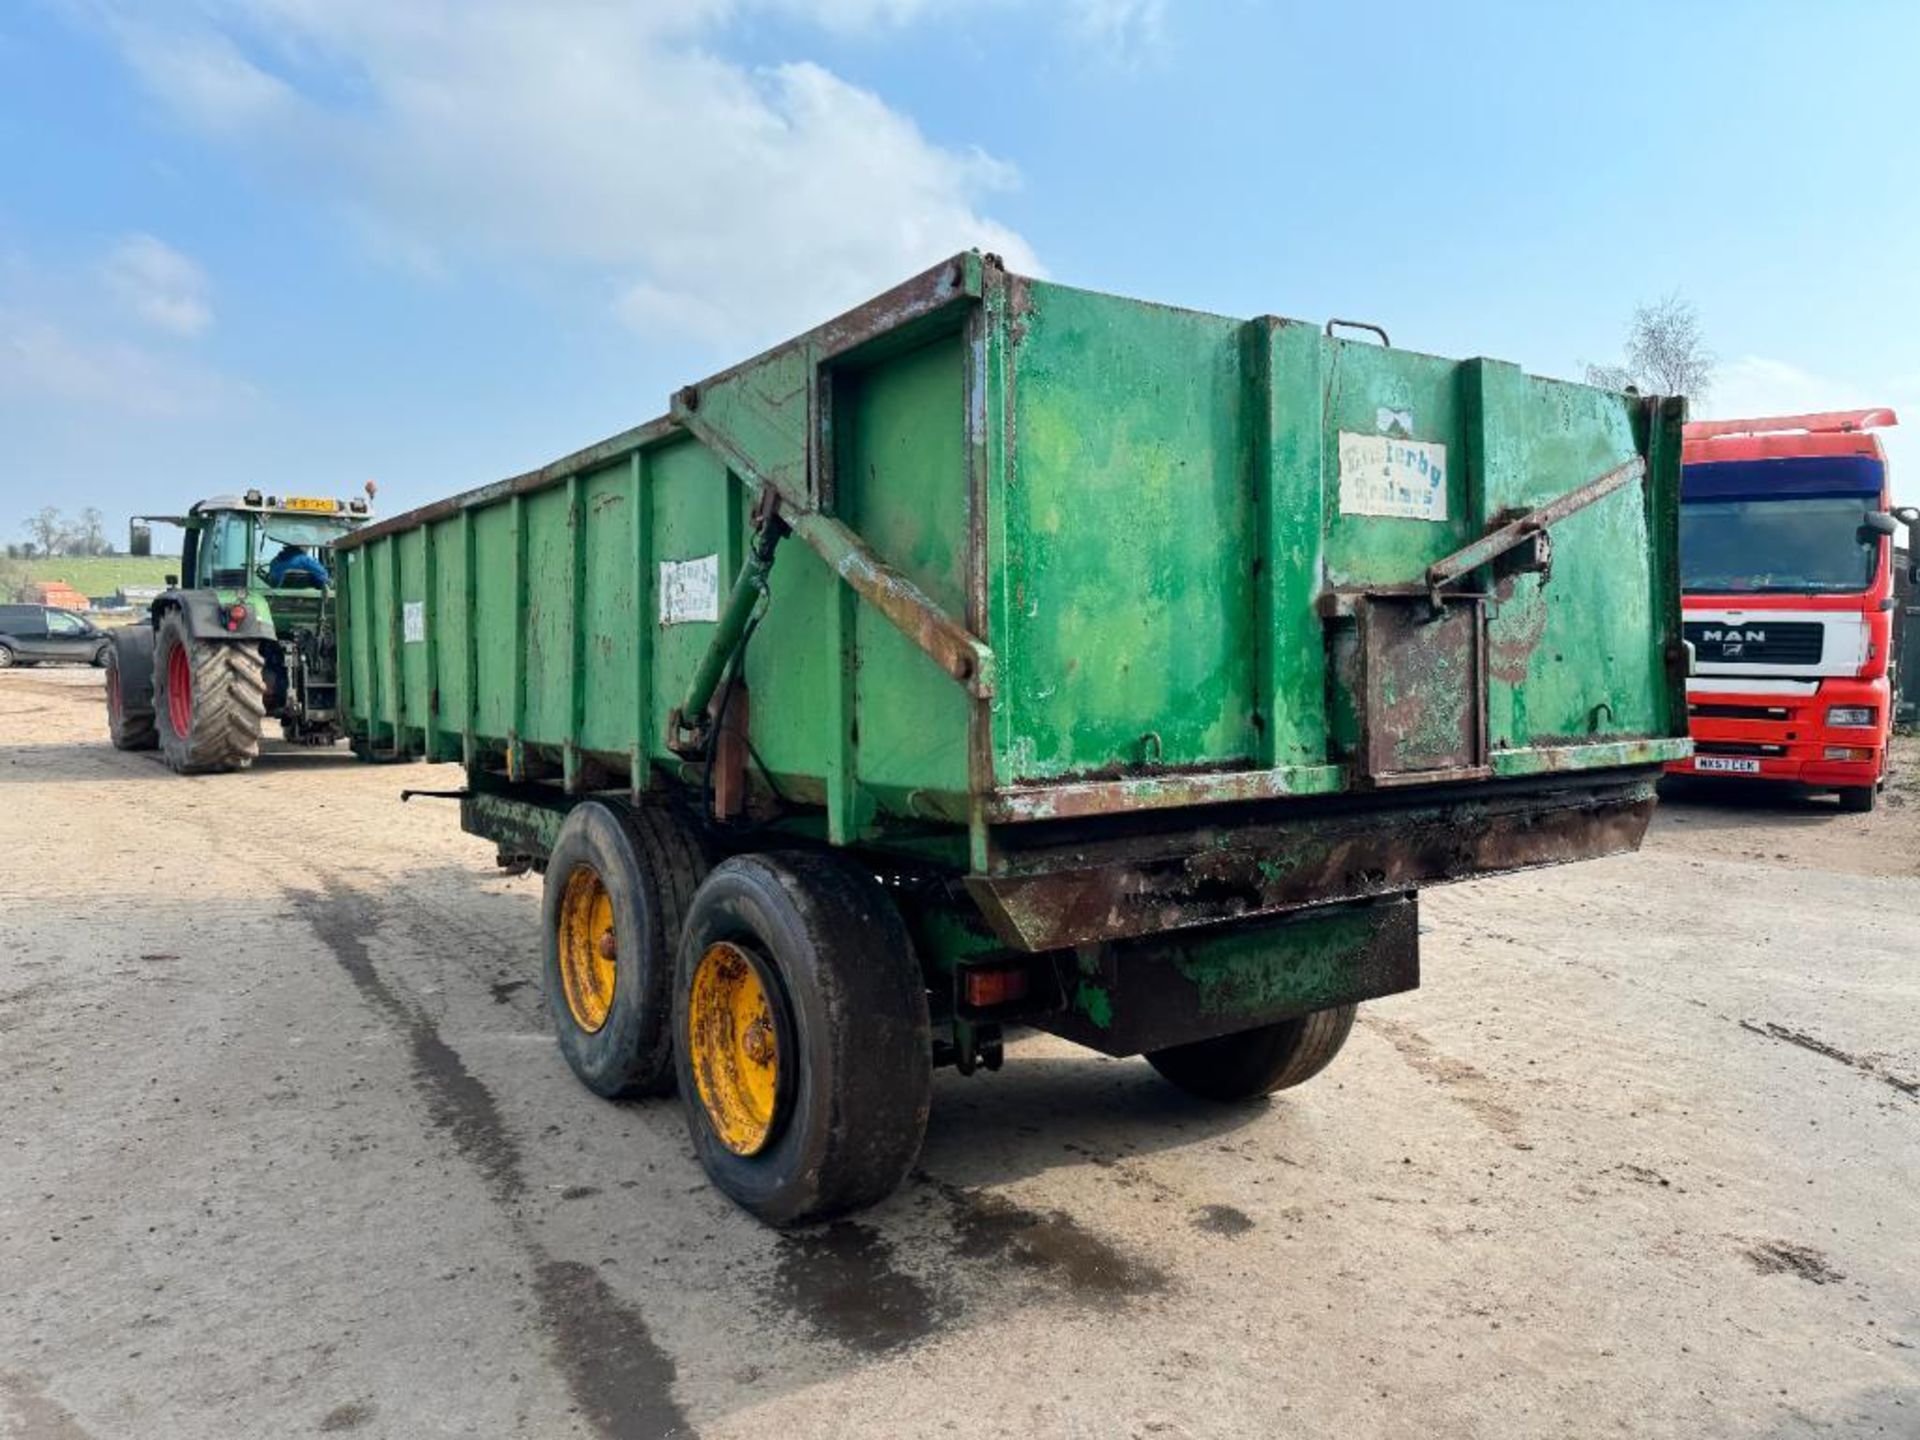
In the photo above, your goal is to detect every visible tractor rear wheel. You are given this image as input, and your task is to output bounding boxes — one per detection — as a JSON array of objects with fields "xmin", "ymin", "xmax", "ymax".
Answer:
[
  {"xmin": 1146, "ymin": 1003, "xmax": 1358, "ymax": 1102},
  {"xmin": 153, "ymin": 610, "xmax": 265, "ymax": 774},
  {"xmin": 105, "ymin": 628, "xmax": 158, "ymax": 751}
]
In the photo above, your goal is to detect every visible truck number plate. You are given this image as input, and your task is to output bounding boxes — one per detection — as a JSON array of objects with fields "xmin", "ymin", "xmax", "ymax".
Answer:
[{"xmin": 1695, "ymin": 756, "xmax": 1761, "ymax": 774}]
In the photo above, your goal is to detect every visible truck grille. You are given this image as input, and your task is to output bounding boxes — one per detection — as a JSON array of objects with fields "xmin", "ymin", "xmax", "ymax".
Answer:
[
  {"xmin": 1694, "ymin": 740, "xmax": 1788, "ymax": 757},
  {"xmin": 1684, "ymin": 620, "xmax": 1824, "ymax": 665},
  {"xmin": 1688, "ymin": 702, "xmax": 1789, "ymax": 721}
]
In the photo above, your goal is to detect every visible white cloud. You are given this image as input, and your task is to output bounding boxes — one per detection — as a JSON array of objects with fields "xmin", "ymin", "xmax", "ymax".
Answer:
[
  {"xmin": 0, "ymin": 242, "xmax": 241, "ymax": 416},
  {"xmin": 0, "ymin": 313, "xmax": 244, "ymax": 416},
  {"xmin": 1068, "ymin": 0, "xmax": 1167, "ymax": 65},
  {"xmin": 96, "ymin": 1, "xmax": 1042, "ymax": 349},
  {"xmin": 101, "ymin": 233, "xmax": 214, "ymax": 337},
  {"xmin": 111, "ymin": 21, "xmax": 296, "ymax": 131},
  {"xmin": 1707, "ymin": 355, "xmax": 1920, "ymax": 507}
]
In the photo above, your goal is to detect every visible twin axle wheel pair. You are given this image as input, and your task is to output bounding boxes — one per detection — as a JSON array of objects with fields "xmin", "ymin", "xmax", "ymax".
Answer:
[
  {"xmin": 540, "ymin": 800, "xmax": 1356, "ymax": 1227},
  {"xmin": 541, "ymin": 802, "xmax": 930, "ymax": 1227}
]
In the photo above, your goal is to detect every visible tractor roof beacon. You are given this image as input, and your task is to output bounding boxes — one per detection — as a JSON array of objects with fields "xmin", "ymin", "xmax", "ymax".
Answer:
[{"xmin": 104, "ymin": 489, "xmax": 373, "ymax": 774}]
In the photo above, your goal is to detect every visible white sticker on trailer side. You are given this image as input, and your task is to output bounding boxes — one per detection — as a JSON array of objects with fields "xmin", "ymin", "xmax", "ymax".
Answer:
[
  {"xmin": 402, "ymin": 600, "xmax": 424, "ymax": 643},
  {"xmin": 1337, "ymin": 432, "xmax": 1449, "ymax": 521},
  {"xmin": 659, "ymin": 554, "xmax": 720, "ymax": 625}
]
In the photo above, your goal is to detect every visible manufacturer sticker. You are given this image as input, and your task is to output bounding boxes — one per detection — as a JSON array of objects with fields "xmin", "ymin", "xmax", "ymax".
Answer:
[
  {"xmin": 402, "ymin": 600, "xmax": 425, "ymax": 643},
  {"xmin": 1338, "ymin": 432, "xmax": 1448, "ymax": 522},
  {"xmin": 659, "ymin": 554, "xmax": 720, "ymax": 625}
]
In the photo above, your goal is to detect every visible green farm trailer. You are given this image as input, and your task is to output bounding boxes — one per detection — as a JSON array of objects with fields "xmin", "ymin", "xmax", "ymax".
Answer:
[{"xmin": 336, "ymin": 253, "xmax": 1691, "ymax": 1225}]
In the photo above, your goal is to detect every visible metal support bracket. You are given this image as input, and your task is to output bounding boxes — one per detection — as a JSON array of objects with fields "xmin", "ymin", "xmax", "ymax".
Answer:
[
  {"xmin": 667, "ymin": 498, "xmax": 788, "ymax": 758},
  {"xmin": 1423, "ymin": 456, "xmax": 1645, "ymax": 608},
  {"xmin": 671, "ymin": 384, "xmax": 996, "ymax": 699}
]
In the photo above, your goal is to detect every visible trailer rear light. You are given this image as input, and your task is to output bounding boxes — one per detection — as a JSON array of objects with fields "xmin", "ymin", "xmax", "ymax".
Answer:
[
  {"xmin": 1826, "ymin": 706, "xmax": 1875, "ymax": 728},
  {"xmin": 1824, "ymin": 745, "xmax": 1873, "ymax": 762},
  {"xmin": 225, "ymin": 603, "xmax": 248, "ymax": 631},
  {"xmin": 963, "ymin": 965, "xmax": 1030, "ymax": 1009}
]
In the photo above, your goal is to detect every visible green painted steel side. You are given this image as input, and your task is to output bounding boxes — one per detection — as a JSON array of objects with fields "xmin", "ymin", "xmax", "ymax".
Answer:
[{"xmin": 335, "ymin": 254, "xmax": 1687, "ymax": 850}]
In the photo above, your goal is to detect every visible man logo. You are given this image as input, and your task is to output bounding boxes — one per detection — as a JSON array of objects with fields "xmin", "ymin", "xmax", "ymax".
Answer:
[{"xmin": 1699, "ymin": 628, "xmax": 1766, "ymax": 644}]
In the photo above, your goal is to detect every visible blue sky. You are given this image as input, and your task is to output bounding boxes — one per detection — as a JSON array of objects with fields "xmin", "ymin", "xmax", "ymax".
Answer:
[{"xmin": 3, "ymin": 0, "xmax": 1917, "ymax": 544}]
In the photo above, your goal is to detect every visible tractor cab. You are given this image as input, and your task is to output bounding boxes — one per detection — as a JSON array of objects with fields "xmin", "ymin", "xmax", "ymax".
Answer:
[{"xmin": 162, "ymin": 490, "xmax": 371, "ymax": 605}]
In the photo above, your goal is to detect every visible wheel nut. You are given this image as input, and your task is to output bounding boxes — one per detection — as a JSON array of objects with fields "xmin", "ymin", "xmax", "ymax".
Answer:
[
  {"xmin": 597, "ymin": 932, "xmax": 616, "ymax": 961},
  {"xmin": 743, "ymin": 1019, "xmax": 774, "ymax": 1065}
]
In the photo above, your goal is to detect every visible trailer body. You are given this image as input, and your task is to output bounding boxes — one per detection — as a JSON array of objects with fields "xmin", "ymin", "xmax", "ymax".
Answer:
[{"xmin": 334, "ymin": 255, "xmax": 1690, "ymax": 1222}]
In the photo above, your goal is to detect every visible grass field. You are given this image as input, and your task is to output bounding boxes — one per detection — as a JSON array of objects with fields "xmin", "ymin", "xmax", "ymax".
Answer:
[{"xmin": 2, "ymin": 555, "xmax": 180, "ymax": 602}]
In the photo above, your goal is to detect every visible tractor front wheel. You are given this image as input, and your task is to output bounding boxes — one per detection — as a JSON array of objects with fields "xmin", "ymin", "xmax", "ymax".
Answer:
[
  {"xmin": 105, "ymin": 627, "xmax": 159, "ymax": 751},
  {"xmin": 153, "ymin": 611, "xmax": 265, "ymax": 774}
]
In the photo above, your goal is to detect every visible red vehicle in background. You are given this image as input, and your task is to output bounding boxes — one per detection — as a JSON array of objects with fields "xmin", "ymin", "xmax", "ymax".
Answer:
[{"xmin": 1669, "ymin": 409, "xmax": 1917, "ymax": 811}]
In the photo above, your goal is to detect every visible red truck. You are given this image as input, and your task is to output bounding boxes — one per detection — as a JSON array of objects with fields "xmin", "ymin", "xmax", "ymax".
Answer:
[{"xmin": 1669, "ymin": 409, "xmax": 1917, "ymax": 811}]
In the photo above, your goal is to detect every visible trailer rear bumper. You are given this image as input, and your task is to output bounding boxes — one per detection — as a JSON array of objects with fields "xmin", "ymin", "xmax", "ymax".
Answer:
[
  {"xmin": 1033, "ymin": 893, "xmax": 1419, "ymax": 1058},
  {"xmin": 968, "ymin": 769, "xmax": 1660, "ymax": 952}
]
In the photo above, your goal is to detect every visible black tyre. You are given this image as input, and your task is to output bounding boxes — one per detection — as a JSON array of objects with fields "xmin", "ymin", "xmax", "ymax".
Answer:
[
  {"xmin": 673, "ymin": 852, "xmax": 932, "ymax": 1227},
  {"xmin": 1146, "ymin": 1003, "xmax": 1358, "ymax": 1102},
  {"xmin": 542, "ymin": 802, "xmax": 711, "ymax": 1100},
  {"xmin": 0, "ymin": 642, "xmax": 14, "ymax": 669},
  {"xmin": 153, "ymin": 611, "xmax": 264, "ymax": 774},
  {"xmin": 1838, "ymin": 785, "xmax": 1876, "ymax": 814},
  {"xmin": 92, "ymin": 642, "xmax": 111, "ymax": 667},
  {"xmin": 105, "ymin": 628, "xmax": 159, "ymax": 752}
]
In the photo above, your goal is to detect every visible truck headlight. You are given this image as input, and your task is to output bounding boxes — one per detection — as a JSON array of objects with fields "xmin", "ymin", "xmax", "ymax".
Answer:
[{"xmin": 1826, "ymin": 706, "xmax": 1875, "ymax": 728}]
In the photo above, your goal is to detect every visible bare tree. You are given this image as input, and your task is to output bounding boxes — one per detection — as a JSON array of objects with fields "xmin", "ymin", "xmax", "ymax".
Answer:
[
  {"xmin": 1585, "ymin": 293, "xmax": 1714, "ymax": 399},
  {"xmin": 26, "ymin": 507, "xmax": 65, "ymax": 556},
  {"xmin": 73, "ymin": 507, "xmax": 109, "ymax": 557}
]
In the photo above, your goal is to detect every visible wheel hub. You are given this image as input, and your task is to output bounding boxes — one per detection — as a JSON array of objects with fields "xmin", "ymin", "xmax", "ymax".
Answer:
[
  {"xmin": 687, "ymin": 940, "xmax": 789, "ymax": 1157},
  {"xmin": 556, "ymin": 864, "xmax": 617, "ymax": 1033}
]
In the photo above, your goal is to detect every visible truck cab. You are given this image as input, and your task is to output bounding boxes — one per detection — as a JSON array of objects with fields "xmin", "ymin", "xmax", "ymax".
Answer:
[{"xmin": 1669, "ymin": 409, "xmax": 1915, "ymax": 811}]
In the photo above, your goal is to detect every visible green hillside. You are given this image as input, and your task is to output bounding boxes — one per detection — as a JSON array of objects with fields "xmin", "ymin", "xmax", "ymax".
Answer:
[{"xmin": 3, "ymin": 555, "xmax": 180, "ymax": 602}]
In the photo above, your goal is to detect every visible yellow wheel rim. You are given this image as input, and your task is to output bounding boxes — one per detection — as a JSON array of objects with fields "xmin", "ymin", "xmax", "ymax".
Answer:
[
  {"xmin": 557, "ymin": 864, "xmax": 617, "ymax": 1033},
  {"xmin": 687, "ymin": 941, "xmax": 786, "ymax": 1157}
]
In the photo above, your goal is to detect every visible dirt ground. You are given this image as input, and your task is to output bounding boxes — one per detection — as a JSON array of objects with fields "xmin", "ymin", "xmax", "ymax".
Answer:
[{"xmin": 2, "ymin": 668, "xmax": 1916, "ymax": 1440}]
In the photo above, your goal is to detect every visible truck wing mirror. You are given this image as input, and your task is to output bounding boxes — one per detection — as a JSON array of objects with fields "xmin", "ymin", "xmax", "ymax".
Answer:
[
  {"xmin": 1859, "ymin": 512, "xmax": 1897, "ymax": 538},
  {"xmin": 1894, "ymin": 505, "xmax": 1920, "ymax": 528},
  {"xmin": 165, "ymin": 574, "xmax": 179, "ymax": 587}
]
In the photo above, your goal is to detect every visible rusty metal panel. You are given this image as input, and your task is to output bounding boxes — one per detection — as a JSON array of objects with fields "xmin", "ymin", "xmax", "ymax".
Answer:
[
  {"xmin": 1359, "ymin": 595, "xmax": 1488, "ymax": 783},
  {"xmin": 968, "ymin": 775, "xmax": 1657, "ymax": 952}
]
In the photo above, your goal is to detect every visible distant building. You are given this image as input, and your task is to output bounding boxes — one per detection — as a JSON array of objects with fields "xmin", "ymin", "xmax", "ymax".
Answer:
[{"xmin": 23, "ymin": 581, "xmax": 89, "ymax": 611}]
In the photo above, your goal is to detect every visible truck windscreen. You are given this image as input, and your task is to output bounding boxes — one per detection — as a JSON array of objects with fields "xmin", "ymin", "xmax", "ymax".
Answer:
[{"xmin": 1680, "ymin": 495, "xmax": 1878, "ymax": 595}]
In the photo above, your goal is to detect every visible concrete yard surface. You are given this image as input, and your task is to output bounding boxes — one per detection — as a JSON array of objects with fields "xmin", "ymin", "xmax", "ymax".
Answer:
[{"xmin": 2, "ymin": 667, "xmax": 1916, "ymax": 1439}]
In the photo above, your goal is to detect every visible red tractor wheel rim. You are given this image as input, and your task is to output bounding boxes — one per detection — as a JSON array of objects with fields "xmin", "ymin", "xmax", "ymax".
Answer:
[{"xmin": 166, "ymin": 643, "xmax": 192, "ymax": 736}]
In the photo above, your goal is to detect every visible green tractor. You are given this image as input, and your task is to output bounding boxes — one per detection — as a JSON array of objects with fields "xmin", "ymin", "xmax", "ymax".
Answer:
[{"xmin": 106, "ymin": 488, "xmax": 373, "ymax": 773}]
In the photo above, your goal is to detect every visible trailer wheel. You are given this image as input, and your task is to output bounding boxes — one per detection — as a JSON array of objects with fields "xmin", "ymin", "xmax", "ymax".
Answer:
[
  {"xmin": 673, "ymin": 852, "xmax": 932, "ymax": 1227},
  {"xmin": 542, "ymin": 802, "xmax": 709, "ymax": 1100},
  {"xmin": 1146, "ymin": 1003, "xmax": 1358, "ymax": 1102},
  {"xmin": 153, "ymin": 611, "xmax": 265, "ymax": 774},
  {"xmin": 104, "ymin": 628, "xmax": 158, "ymax": 751},
  {"xmin": 1838, "ymin": 785, "xmax": 1876, "ymax": 814}
]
